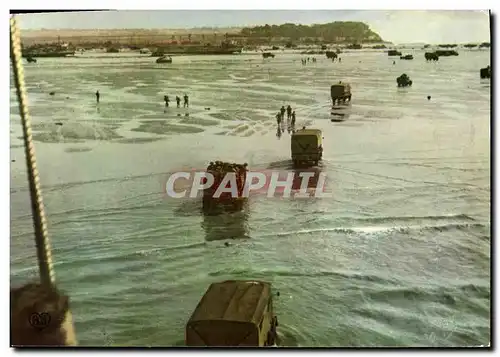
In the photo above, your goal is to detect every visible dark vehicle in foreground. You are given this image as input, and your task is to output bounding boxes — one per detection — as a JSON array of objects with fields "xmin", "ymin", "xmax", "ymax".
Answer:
[{"xmin": 186, "ymin": 280, "xmax": 278, "ymax": 346}]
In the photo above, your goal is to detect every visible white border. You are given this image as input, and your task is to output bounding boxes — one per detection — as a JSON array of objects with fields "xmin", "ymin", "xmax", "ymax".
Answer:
[
  {"xmin": 5, "ymin": 1, "xmax": 499, "ymax": 10},
  {"xmin": 5, "ymin": 2, "xmax": 496, "ymax": 356}
]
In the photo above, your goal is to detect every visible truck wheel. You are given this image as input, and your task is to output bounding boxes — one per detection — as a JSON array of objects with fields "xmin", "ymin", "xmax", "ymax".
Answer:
[{"xmin": 267, "ymin": 317, "xmax": 278, "ymax": 346}]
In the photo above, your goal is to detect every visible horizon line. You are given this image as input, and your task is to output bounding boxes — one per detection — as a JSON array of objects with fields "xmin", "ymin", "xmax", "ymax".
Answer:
[{"xmin": 19, "ymin": 29, "xmax": 490, "ymax": 45}]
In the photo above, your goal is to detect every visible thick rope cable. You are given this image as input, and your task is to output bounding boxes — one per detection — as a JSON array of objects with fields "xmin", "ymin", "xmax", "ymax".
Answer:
[{"xmin": 10, "ymin": 16, "xmax": 55, "ymax": 286}]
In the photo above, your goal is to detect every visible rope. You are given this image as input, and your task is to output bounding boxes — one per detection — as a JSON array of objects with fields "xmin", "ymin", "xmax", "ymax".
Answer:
[{"xmin": 10, "ymin": 16, "xmax": 55, "ymax": 286}]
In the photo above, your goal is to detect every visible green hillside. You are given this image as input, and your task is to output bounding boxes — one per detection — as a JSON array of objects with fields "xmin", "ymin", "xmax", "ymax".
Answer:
[{"xmin": 239, "ymin": 21, "xmax": 383, "ymax": 43}]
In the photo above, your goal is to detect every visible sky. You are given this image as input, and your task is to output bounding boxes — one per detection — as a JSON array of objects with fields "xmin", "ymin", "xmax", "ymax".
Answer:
[{"xmin": 17, "ymin": 10, "xmax": 491, "ymax": 44}]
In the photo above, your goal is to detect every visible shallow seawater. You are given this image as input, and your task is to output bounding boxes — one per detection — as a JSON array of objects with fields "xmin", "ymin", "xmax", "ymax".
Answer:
[{"xmin": 10, "ymin": 50, "xmax": 490, "ymax": 347}]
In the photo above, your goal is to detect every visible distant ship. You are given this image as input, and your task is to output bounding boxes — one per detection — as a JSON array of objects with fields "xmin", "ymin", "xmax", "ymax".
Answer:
[
  {"xmin": 22, "ymin": 44, "xmax": 75, "ymax": 58},
  {"xmin": 151, "ymin": 41, "xmax": 242, "ymax": 56}
]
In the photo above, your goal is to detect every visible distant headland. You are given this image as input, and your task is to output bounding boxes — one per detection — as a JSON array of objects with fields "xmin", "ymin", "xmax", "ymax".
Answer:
[{"xmin": 20, "ymin": 21, "xmax": 385, "ymax": 47}]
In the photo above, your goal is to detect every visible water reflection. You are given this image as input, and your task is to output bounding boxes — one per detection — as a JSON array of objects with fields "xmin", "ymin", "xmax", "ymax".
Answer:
[
  {"xmin": 291, "ymin": 166, "xmax": 324, "ymax": 197},
  {"xmin": 201, "ymin": 206, "xmax": 249, "ymax": 242},
  {"xmin": 330, "ymin": 105, "xmax": 350, "ymax": 122},
  {"xmin": 330, "ymin": 112, "xmax": 350, "ymax": 122}
]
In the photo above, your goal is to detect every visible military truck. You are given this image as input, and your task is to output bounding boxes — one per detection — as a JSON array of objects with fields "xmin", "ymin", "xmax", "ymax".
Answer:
[
  {"xmin": 480, "ymin": 65, "xmax": 491, "ymax": 79},
  {"xmin": 202, "ymin": 161, "xmax": 248, "ymax": 214},
  {"xmin": 331, "ymin": 82, "xmax": 352, "ymax": 105},
  {"xmin": 185, "ymin": 280, "xmax": 278, "ymax": 346},
  {"xmin": 396, "ymin": 73, "xmax": 413, "ymax": 87},
  {"xmin": 291, "ymin": 128, "xmax": 323, "ymax": 167}
]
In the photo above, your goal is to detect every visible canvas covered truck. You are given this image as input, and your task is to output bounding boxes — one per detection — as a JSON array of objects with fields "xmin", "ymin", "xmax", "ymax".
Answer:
[
  {"xmin": 480, "ymin": 65, "xmax": 491, "ymax": 79},
  {"xmin": 291, "ymin": 128, "xmax": 323, "ymax": 167},
  {"xmin": 185, "ymin": 280, "xmax": 278, "ymax": 347},
  {"xmin": 331, "ymin": 82, "xmax": 352, "ymax": 105}
]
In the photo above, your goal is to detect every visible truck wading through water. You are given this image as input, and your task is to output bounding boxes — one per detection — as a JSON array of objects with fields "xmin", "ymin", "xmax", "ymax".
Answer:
[
  {"xmin": 291, "ymin": 128, "xmax": 323, "ymax": 167},
  {"xmin": 186, "ymin": 280, "xmax": 278, "ymax": 346},
  {"xmin": 331, "ymin": 82, "xmax": 352, "ymax": 106},
  {"xmin": 202, "ymin": 161, "xmax": 248, "ymax": 214}
]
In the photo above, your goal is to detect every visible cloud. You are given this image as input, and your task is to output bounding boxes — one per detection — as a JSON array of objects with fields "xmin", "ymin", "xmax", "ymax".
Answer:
[{"xmin": 361, "ymin": 10, "xmax": 490, "ymax": 43}]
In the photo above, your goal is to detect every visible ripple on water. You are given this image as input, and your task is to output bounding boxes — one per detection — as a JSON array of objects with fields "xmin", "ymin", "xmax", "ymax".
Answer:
[
  {"xmin": 27, "ymin": 122, "xmax": 122, "ymax": 143},
  {"xmin": 65, "ymin": 147, "xmax": 94, "ymax": 153},
  {"xmin": 179, "ymin": 116, "xmax": 219, "ymax": 126},
  {"xmin": 113, "ymin": 137, "xmax": 166, "ymax": 144},
  {"xmin": 131, "ymin": 120, "xmax": 205, "ymax": 135}
]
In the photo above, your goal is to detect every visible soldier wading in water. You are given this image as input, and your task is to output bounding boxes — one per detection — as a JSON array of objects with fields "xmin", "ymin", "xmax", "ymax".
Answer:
[
  {"xmin": 280, "ymin": 106, "xmax": 286, "ymax": 119},
  {"xmin": 286, "ymin": 105, "xmax": 292, "ymax": 120}
]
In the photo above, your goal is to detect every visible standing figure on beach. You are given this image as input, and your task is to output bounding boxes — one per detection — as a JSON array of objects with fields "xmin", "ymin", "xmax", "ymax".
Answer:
[
  {"xmin": 286, "ymin": 105, "xmax": 292, "ymax": 120},
  {"xmin": 280, "ymin": 106, "xmax": 286, "ymax": 120},
  {"xmin": 95, "ymin": 90, "xmax": 100, "ymax": 103},
  {"xmin": 164, "ymin": 95, "xmax": 170, "ymax": 108},
  {"xmin": 183, "ymin": 94, "xmax": 189, "ymax": 108},
  {"xmin": 276, "ymin": 112, "xmax": 282, "ymax": 125},
  {"xmin": 291, "ymin": 111, "xmax": 296, "ymax": 126},
  {"xmin": 176, "ymin": 96, "xmax": 181, "ymax": 108}
]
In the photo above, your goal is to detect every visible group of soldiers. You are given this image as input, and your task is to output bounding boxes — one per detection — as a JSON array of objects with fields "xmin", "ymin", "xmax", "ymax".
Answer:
[
  {"xmin": 276, "ymin": 105, "xmax": 296, "ymax": 126},
  {"xmin": 94, "ymin": 91, "xmax": 190, "ymax": 110},
  {"xmin": 164, "ymin": 94, "xmax": 190, "ymax": 108},
  {"xmin": 301, "ymin": 57, "xmax": 317, "ymax": 65},
  {"xmin": 275, "ymin": 105, "xmax": 297, "ymax": 138}
]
